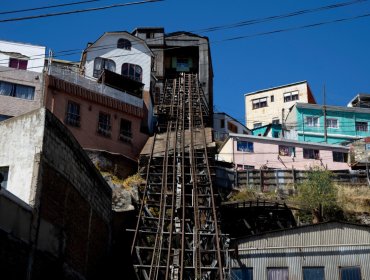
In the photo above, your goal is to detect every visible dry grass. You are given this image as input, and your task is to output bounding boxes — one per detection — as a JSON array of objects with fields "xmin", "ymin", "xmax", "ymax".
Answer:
[
  {"xmin": 122, "ymin": 173, "xmax": 144, "ymax": 190},
  {"xmin": 337, "ymin": 184, "xmax": 370, "ymax": 214}
]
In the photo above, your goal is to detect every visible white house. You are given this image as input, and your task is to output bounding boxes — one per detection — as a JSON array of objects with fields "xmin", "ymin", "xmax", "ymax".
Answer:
[
  {"xmin": 80, "ymin": 31, "xmax": 155, "ymax": 132},
  {"xmin": 213, "ymin": 112, "xmax": 251, "ymax": 142},
  {"xmin": 0, "ymin": 40, "xmax": 45, "ymax": 73}
]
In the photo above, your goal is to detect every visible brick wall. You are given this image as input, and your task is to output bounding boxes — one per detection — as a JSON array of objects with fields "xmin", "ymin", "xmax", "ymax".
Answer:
[
  {"xmin": 38, "ymin": 163, "xmax": 110, "ymax": 278},
  {"xmin": 42, "ymin": 109, "xmax": 112, "ymax": 223}
]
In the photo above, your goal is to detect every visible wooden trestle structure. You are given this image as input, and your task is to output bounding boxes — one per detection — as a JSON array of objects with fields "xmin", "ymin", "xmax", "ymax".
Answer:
[{"xmin": 130, "ymin": 73, "xmax": 228, "ymax": 279}]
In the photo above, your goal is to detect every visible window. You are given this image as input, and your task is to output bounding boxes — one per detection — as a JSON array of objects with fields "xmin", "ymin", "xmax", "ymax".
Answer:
[
  {"xmin": 333, "ymin": 151, "xmax": 348, "ymax": 162},
  {"xmin": 119, "ymin": 119, "xmax": 132, "ymax": 143},
  {"xmin": 267, "ymin": 268, "xmax": 289, "ymax": 280},
  {"xmin": 93, "ymin": 57, "xmax": 116, "ymax": 78},
  {"xmin": 340, "ymin": 266, "xmax": 361, "ymax": 280},
  {"xmin": 244, "ymin": 165, "xmax": 255, "ymax": 170},
  {"xmin": 303, "ymin": 148, "xmax": 320, "ymax": 159},
  {"xmin": 356, "ymin": 121, "xmax": 368, "ymax": 132},
  {"xmin": 253, "ymin": 122, "xmax": 262, "ymax": 128},
  {"xmin": 272, "ymin": 119, "xmax": 280, "ymax": 124},
  {"xmin": 65, "ymin": 101, "xmax": 80, "ymax": 127},
  {"xmin": 232, "ymin": 268, "xmax": 253, "ymax": 280},
  {"xmin": 117, "ymin": 38, "xmax": 131, "ymax": 50},
  {"xmin": 228, "ymin": 122, "xmax": 238, "ymax": 133},
  {"xmin": 220, "ymin": 119, "xmax": 225, "ymax": 128},
  {"xmin": 176, "ymin": 58, "xmax": 190, "ymax": 72},
  {"xmin": 121, "ymin": 63, "xmax": 142, "ymax": 82},
  {"xmin": 279, "ymin": 146, "xmax": 295, "ymax": 157},
  {"xmin": 0, "ymin": 166, "xmax": 9, "ymax": 189},
  {"xmin": 252, "ymin": 97, "xmax": 267, "ymax": 109},
  {"xmin": 305, "ymin": 116, "xmax": 320, "ymax": 127},
  {"xmin": 303, "ymin": 267, "xmax": 325, "ymax": 280},
  {"xmin": 97, "ymin": 112, "xmax": 111, "ymax": 137},
  {"xmin": 326, "ymin": 118, "xmax": 338, "ymax": 128},
  {"xmin": 273, "ymin": 131, "xmax": 280, "ymax": 138},
  {"xmin": 9, "ymin": 58, "xmax": 28, "ymax": 70},
  {"xmin": 237, "ymin": 141, "xmax": 254, "ymax": 152},
  {"xmin": 0, "ymin": 80, "xmax": 35, "ymax": 100},
  {"xmin": 284, "ymin": 91, "xmax": 299, "ymax": 102},
  {"xmin": 146, "ymin": 32, "xmax": 155, "ymax": 39},
  {"xmin": 271, "ymin": 95, "xmax": 274, "ymax": 102},
  {"xmin": 0, "ymin": 114, "xmax": 12, "ymax": 121}
]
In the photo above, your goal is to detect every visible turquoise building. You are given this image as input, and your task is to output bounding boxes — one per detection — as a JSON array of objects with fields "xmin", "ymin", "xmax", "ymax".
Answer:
[
  {"xmin": 285, "ymin": 103, "xmax": 370, "ymax": 145},
  {"xmin": 251, "ymin": 123, "xmax": 282, "ymax": 138}
]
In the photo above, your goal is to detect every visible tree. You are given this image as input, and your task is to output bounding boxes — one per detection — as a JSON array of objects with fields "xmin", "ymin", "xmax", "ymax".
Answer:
[{"xmin": 296, "ymin": 167, "xmax": 338, "ymax": 223}]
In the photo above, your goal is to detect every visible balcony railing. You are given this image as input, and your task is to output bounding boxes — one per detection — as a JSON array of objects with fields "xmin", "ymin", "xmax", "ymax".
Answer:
[{"xmin": 48, "ymin": 65, "xmax": 143, "ymax": 108}]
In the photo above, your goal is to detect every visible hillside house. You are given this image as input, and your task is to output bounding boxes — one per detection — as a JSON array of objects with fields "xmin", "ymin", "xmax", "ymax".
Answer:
[
  {"xmin": 245, "ymin": 81, "xmax": 316, "ymax": 129},
  {"xmin": 217, "ymin": 133, "xmax": 350, "ymax": 171},
  {"xmin": 285, "ymin": 103, "xmax": 370, "ymax": 145},
  {"xmin": 0, "ymin": 40, "xmax": 45, "ymax": 120},
  {"xmin": 213, "ymin": 112, "xmax": 251, "ymax": 142},
  {"xmin": 45, "ymin": 31, "xmax": 154, "ymax": 166}
]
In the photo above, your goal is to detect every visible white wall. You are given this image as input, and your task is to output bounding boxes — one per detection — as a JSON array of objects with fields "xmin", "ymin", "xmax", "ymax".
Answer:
[
  {"xmin": 0, "ymin": 40, "xmax": 45, "ymax": 73},
  {"xmin": 84, "ymin": 33, "xmax": 152, "ymax": 91},
  {"xmin": 0, "ymin": 109, "xmax": 45, "ymax": 204}
]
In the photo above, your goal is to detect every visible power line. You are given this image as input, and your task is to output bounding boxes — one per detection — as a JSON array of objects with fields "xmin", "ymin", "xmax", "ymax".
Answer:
[
  {"xmin": 192, "ymin": 0, "xmax": 369, "ymax": 34},
  {"xmin": 0, "ymin": 0, "xmax": 103, "ymax": 16},
  {"xmin": 2, "ymin": 5, "xmax": 370, "ymax": 71},
  {"xmin": 0, "ymin": 0, "xmax": 164, "ymax": 23},
  {"xmin": 0, "ymin": 0, "xmax": 367, "ymax": 63},
  {"xmin": 219, "ymin": 12, "xmax": 370, "ymax": 43}
]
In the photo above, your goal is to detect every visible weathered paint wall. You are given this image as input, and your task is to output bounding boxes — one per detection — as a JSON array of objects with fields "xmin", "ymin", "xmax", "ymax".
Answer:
[
  {"xmin": 0, "ymin": 108, "xmax": 112, "ymax": 279},
  {"xmin": 0, "ymin": 109, "xmax": 45, "ymax": 203},
  {"xmin": 0, "ymin": 65, "xmax": 44, "ymax": 118},
  {"xmin": 233, "ymin": 222, "xmax": 370, "ymax": 280},
  {"xmin": 245, "ymin": 82, "xmax": 313, "ymax": 129},
  {"xmin": 46, "ymin": 84, "xmax": 149, "ymax": 160}
]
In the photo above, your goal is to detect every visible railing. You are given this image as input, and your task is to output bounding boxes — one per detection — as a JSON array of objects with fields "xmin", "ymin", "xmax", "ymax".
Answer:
[
  {"xmin": 215, "ymin": 166, "xmax": 368, "ymax": 191},
  {"xmin": 48, "ymin": 65, "xmax": 143, "ymax": 108}
]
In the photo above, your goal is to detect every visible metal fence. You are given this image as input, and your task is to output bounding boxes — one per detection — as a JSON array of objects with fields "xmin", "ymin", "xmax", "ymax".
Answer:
[{"xmin": 214, "ymin": 167, "xmax": 368, "ymax": 191}]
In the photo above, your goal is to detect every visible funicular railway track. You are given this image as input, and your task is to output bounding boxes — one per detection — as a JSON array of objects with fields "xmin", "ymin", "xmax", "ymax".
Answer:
[{"xmin": 131, "ymin": 73, "xmax": 227, "ymax": 280}]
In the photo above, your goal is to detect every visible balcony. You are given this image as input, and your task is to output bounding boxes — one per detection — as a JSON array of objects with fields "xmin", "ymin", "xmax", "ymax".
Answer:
[{"xmin": 48, "ymin": 65, "xmax": 143, "ymax": 108}]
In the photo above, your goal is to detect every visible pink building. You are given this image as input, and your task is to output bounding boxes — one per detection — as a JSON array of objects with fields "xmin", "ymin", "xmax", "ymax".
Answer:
[
  {"xmin": 44, "ymin": 31, "xmax": 155, "ymax": 170},
  {"xmin": 217, "ymin": 134, "xmax": 350, "ymax": 171},
  {"xmin": 45, "ymin": 74, "xmax": 148, "ymax": 161}
]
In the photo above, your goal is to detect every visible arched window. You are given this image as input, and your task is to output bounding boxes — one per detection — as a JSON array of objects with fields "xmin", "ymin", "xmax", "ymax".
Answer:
[
  {"xmin": 121, "ymin": 63, "xmax": 142, "ymax": 82},
  {"xmin": 93, "ymin": 57, "xmax": 116, "ymax": 78},
  {"xmin": 117, "ymin": 38, "xmax": 131, "ymax": 50}
]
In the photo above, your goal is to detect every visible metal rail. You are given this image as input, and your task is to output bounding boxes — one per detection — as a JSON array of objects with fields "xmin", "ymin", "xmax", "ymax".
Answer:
[{"xmin": 132, "ymin": 73, "xmax": 227, "ymax": 280}]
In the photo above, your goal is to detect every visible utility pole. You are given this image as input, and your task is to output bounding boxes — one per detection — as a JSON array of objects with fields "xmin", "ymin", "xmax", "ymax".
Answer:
[
  {"xmin": 323, "ymin": 85, "xmax": 327, "ymax": 143},
  {"xmin": 281, "ymin": 108, "xmax": 285, "ymax": 138}
]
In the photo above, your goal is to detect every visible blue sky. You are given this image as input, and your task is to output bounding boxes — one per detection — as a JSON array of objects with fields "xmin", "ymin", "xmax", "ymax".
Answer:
[{"xmin": 1, "ymin": 0, "xmax": 370, "ymax": 126}]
